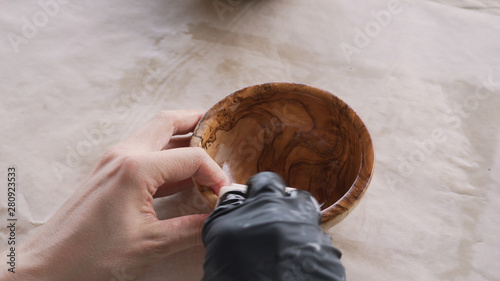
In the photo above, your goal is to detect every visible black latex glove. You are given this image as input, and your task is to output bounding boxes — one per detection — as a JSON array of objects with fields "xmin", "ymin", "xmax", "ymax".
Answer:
[{"xmin": 201, "ymin": 172, "xmax": 346, "ymax": 281}]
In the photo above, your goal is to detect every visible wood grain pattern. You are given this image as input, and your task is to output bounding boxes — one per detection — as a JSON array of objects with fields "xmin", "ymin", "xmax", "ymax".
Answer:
[{"xmin": 190, "ymin": 83, "xmax": 374, "ymax": 228}]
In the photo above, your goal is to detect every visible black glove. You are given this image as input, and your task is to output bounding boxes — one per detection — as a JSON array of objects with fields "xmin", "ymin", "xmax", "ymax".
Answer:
[{"xmin": 201, "ymin": 172, "xmax": 346, "ymax": 281}]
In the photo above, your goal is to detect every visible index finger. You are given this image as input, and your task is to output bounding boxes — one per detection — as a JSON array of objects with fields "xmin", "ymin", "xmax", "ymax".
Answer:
[
  {"xmin": 145, "ymin": 147, "xmax": 230, "ymax": 196},
  {"xmin": 122, "ymin": 110, "xmax": 204, "ymax": 151}
]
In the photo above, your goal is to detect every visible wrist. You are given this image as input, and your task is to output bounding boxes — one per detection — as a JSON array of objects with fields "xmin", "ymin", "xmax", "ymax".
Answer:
[
  {"xmin": 1, "ymin": 245, "xmax": 60, "ymax": 281},
  {"xmin": 1, "ymin": 236, "xmax": 104, "ymax": 281},
  {"xmin": 0, "ymin": 247, "xmax": 40, "ymax": 281}
]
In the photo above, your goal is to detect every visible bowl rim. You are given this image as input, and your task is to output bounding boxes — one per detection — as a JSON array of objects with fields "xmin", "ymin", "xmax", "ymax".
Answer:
[{"xmin": 190, "ymin": 82, "xmax": 375, "ymax": 229}]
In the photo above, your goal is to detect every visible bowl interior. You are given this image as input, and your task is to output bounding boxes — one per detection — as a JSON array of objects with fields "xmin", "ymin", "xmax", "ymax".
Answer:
[{"xmin": 191, "ymin": 83, "xmax": 371, "ymax": 221}]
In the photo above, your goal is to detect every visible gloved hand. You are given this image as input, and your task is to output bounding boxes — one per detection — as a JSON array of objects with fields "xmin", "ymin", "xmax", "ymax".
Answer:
[{"xmin": 201, "ymin": 172, "xmax": 346, "ymax": 281}]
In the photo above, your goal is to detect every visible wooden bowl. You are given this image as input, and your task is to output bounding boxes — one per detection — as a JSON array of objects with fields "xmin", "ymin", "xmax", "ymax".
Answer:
[{"xmin": 190, "ymin": 82, "xmax": 374, "ymax": 228}]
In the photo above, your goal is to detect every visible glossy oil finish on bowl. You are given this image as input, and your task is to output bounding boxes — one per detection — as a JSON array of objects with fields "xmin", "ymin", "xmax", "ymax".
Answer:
[{"xmin": 190, "ymin": 83, "xmax": 374, "ymax": 228}]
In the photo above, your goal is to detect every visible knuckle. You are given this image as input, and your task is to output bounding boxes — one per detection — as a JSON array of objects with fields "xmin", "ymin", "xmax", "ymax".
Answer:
[
  {"xmin": 191, "ymin": 146, "xmax": 207, "ymax": 157},
  {"xmin": 98, "ymin": 145, "xmax": 125, "ymax": 167},
  {"xmin": 115, "ymin": 154, "xmax": 155, "ymax": 189},
  {"xmin": 156, "ymin": 110, "xmax": 172, "ymax": 120},
  {"xmin": 156, "ymin": 111, "xmax": 175, "ymax": 125},
  {"xmin": 118, "ymin": 154, "xmax": 142, "ymax": 174},
  {"xmin": 192, "ymin": 147, "xmax": 212, "ymax": 167},
  {"xmin": 155, "ymin": 110, "xmax": 177, "ymax": 133},
  {"xmin": 136, "ymin": 238, "xmax": 167, "ymax": 257},
  {"xmin": 100, "ymin": 150, "xmax": 141, "ymax": 176}
]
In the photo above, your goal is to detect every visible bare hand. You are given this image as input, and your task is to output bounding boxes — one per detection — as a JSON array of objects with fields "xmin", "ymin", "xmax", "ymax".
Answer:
[{"xmin": 2, "ymin": 110, "xmax": 229, "ymax": 281}]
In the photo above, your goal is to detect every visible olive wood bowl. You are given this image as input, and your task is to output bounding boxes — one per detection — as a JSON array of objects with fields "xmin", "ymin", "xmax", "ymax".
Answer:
[{"xmin": 190, "ymin": 82, "xmax": 374, "ymax": 228}]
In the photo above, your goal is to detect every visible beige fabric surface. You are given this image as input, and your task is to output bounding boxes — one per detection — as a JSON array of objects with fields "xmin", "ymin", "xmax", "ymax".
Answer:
[{"xmin": 1, "ymin": 0, "xmax": 499, "ymax": 280}]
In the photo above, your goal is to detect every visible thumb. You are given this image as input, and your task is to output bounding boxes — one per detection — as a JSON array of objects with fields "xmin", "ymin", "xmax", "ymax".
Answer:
[{"xmin": 151, "ymin": 213, "xmax": 209, "ymax": 256}]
